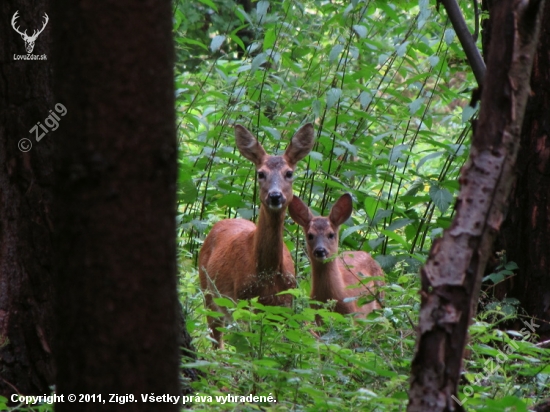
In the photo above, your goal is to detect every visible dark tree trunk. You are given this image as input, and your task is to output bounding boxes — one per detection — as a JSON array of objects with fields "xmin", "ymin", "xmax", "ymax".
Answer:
[
  {"xmin": 0, "ymin": 1, "xmax": 55, "ymax": 397},
  {"xmin": 51, "ymin": 1, "xmax": 181, "ymax": 410},
  {"xmin": 495, "ymin": 3, "xmax": 550, "ymax": 339},
  {"xmin": 407, "ymin": 0, "xmax": 545, "ymax": 410}
]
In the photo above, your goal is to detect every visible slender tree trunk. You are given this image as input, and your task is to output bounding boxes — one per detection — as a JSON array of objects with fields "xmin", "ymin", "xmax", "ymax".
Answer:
[
  {"xmin": 51, "ymin": 1, "xmax": 181, "ymax": 410},
  {"xmin": 495, "ymin": 2, "xmax": 550, "ymax": 339},
  {"xmin": 0, "ymin": 1, "xmax": 55, "ymax": 397},
  {"xmin": 407, "ymin": 1, "xmax": 545, "ymax": 410}
]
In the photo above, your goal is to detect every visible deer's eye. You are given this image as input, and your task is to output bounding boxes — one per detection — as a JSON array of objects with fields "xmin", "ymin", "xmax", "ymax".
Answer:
[
  {"xmin": 258, "ymin": 171, "xmax": 266, "ymax": 179},
  {"xmin": 328, "ymin": 233, "xmax": 335, "ymax": 239},
  {"xmin": 307, "ymin": 233, "xmax": 314, "ymax": 241},
  {"xmin": 285, "ymin": 170, "xmax": 294, "ymax": 179}
]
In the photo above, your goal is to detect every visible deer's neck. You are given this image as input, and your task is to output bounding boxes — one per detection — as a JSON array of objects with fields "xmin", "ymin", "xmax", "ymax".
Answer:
[{"xmin": 254, "ymin": 204, "xmax": 286, "ymax": 275}]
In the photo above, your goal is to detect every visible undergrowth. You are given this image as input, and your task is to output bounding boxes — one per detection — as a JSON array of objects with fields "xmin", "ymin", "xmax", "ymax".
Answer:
[{"xmin": 179, "ymin": 257, "xmax": 550, "ymax": 411}]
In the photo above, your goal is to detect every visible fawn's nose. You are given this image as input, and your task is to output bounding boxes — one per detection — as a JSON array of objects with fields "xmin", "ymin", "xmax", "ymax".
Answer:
[{"xmin": 313, "ymin": 248, "xmax": 328, "ymax": 259}]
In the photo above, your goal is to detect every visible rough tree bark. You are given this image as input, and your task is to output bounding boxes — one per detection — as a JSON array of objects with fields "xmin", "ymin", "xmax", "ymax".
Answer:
[
  {"xmin": 407, "ymin": 0, "xmax": 545, "ymax": 411},
  {"xmin": 0, "ymin": 1, "xmax": 55, "ymax": 397},
  {"xmin": 494, "ymin": 1, "xmax": 550, "ymax": 339},
  {"xmin": 51, "ymin": 1, "xmax": 181, "ymax": 411}
]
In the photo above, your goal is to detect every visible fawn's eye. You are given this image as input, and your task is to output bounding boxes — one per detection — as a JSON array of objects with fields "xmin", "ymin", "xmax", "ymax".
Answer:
[
  {"xmin": 285, "ymin": 170, "xmax": 293, "ymax": 179},
  {"xmin": 308, "ymin": 233, "xmax": 314, "ymax": 241},
  {"xmin": 258, "ymin": 171, "xmax": 266, "ymax": 179},
  {"xmin": 328, "ymin": 233, "xmax": 335, "ymax": 239}
]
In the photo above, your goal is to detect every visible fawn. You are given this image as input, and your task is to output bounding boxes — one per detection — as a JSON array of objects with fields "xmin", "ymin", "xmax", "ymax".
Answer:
[
  {"xmin": 289, "ymin": 193, "xmax": 383, "ymax": 317},
  {"xmin": 198, "ymin": 123, "xmax": 315, "ymax": 348}
]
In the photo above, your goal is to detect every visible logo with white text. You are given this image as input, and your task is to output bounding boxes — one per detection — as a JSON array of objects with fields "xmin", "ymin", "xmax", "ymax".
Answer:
[{"xmin": 12, "ymin": 10, "xmax": 48, "ymax": 60}]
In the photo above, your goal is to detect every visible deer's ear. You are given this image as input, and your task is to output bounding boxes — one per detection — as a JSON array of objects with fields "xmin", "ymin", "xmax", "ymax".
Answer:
[
  {"xmin": 329, "ymin": 194, "xmax": 353, "ymax": 227},
  {"xmin": 284, "ymin": 124, "xmax": 315, "ymax": 166},
  {"xmin": 235, "ymin": 125, "xmax": 267, "ymax": 167},
  {"xmin": 289, "ymin": 195, "xmax": 313, "ymax": 228}
]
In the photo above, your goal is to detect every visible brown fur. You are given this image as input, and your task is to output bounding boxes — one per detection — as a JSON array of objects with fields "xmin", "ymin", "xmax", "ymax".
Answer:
[
  {"xmin": 198, "ymin": 124, "xmax": 315, "ymax": 348},
  {"xmin": 289, "ymin": 193, "xmax": 383, "ymax": 317}
]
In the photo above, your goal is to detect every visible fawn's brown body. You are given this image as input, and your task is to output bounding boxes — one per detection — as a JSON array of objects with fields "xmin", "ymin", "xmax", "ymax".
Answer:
[
  {"xmin": 289, "ymin": 193, "xmax": 383, "ymax": 316},
  {"xmin": 198, "ymin": 124, "xmax": 315, "ymax": 348}
]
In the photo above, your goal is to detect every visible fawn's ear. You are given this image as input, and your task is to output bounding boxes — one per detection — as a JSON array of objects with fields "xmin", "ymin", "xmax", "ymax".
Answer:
[
  {"xmin": 284, "ymin": 123, "xmax": 315, "ymax": 167},
  {"xmin": 235, "ymin": 125, "xmax": 268, "ymax": 167},
  {"xmin": 329, "ymin": 193, "xmax": 353, "ymax": 227},
  {"xmin": 288, "ymin": 195, "xmax": 313, "ymax": 228}
]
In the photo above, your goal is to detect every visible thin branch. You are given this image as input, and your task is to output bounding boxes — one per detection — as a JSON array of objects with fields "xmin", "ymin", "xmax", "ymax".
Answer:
[{"xmin": 438, "ymin": 0, "xmax": 486, "ymax": 86}]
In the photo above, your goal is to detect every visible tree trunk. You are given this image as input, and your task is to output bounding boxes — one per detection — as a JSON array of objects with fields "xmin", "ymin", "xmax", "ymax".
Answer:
[
  {"xmin": 51, "ymin": 1, "xmax": 181, "ymax": 410},
  {"xmin": 0, "ymin": 1, "xmax": 55, "ymax": 397},
  {"xmin": 407, "ymin": 1, "xmax": 545, "ymax": 411},
  {"xmin": 495, "ymin": 2, "xmax": 550, "ymax": 339}
]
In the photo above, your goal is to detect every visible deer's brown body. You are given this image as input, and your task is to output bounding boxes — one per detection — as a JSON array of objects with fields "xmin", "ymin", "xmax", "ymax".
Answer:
[
  {"xmin": 289, "ymin": 194, "xmax": 383, "ymax": 317},
  {"xmin": 199, "ymin": 124, "xmax": 314, "ymax": 348}
]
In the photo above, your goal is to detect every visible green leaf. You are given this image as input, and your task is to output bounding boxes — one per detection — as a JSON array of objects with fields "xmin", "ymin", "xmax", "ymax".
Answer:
[
  {"xmin": 179, "ymin": 37, "xmax": 208, "ymax": 51},
  {"xmin": 375, "ymin": 254, "xmax": 397, "ymax": 271},
  {"xmin": 256, "ymin": 0, "xmax": 270, "ymax": 23},
  {"xmin": 213, "ymin": 297, "xmax": 235, "ymax": 308},
  {"xmin": 429, "ymin": 184, "xmax": 453, "ymax": 214},
  {"xmin": 210, "ymin": 35, "xmax": 226, "ymax": 52},
  {"xmin": 417, "ymin": 151, "xmax": 444, "ymax": 171},
  {"xmin": 428, "ymin": 55, "xmax": 439, "ymax": 67},
  {"xmin": 329, "ymin": 44, "xmax": 344, "ymax": 64},
  {"xmin": 363, "ymin": 196, "xmax": 378, "ymax": 220},
  {"xmin": 360, "ymin": 91, "xmax": 372, "ymax": 109},
  {"xmin": 340, "ymin": 224, "xmax": 365, "ymax": 243},
  {"xmin": 482, "ymin": 272, "xmax": 506, "ymax": 284},
  {"xmin": 373, "ymin": 209, "xmax": 392, "ymax": 225},
  {"xmin": 326, "ymin": 88, "xmax": 342, "ymax": 109},
  {"xmin": 229, "ymin": 33, "xmax": 246, "ymax": 52},
  {"xmin": 396, "ymin": 41, "xmax": 409, "ymax": 57},
  {"xmin": 353, "ymin": 25, "xmax": 368, "ymax": 38},
  {"xmin": 462, "ymin": 104, "xmax": 477, "ymax": 123},
  {"xmin": 418, "ymin": 0, "xmax": 431, "ymax": 29},
  {"xmin": 197, "ymin": 0, "xmax": 218, "ymax": 12},
  {"xmin": 505, "ymin": 261, "xmax": 518, "ymax": 270},
  {"xmin": 380, "ymin": 229, "xmax": 408, "ymax": 249},
  {"xmin": 408, "ymin": 97, "xmax": 424, "ymax": 115},
  {"xmin": 217, "ymin": 193, "xmax": 245, "ymax": 208},
  {"xmin": 251, "ymin": 52, "xmax": 267, "ymax": 73},
  {"xmin": 386, "ymin": 218, "xmax": 414, "ymax": 232},
  {"xmin": 264, "ymin": 27, "xmax": 276, "ymax": 51},
  {"xmin": 226, "ymin": 333, "xmax": 253, "ymax": 353},
  {"xmin": 444, "ymin": 28, "xmax": 456, "ymax": 45},
  {"xmin": 389, "ymin": 144, "xmax": 408, "ymax": 165},
  {"xmin": 179, "ymin": 179, "xmax": 198, "ymax": 204}
]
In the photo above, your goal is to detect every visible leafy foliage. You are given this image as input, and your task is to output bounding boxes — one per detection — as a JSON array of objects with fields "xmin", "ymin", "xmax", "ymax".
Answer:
[
  {"xmin": 173, "ymin": 0, "xmax": 550, "ymax": 410},
  {"xmin": 176, "ymin": 0, "xmax": 474, "ymax": 265}
]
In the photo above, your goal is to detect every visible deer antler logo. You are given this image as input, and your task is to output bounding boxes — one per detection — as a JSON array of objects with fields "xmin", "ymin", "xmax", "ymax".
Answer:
[{"xmin": 12, "ymin": 11, "xmax": 49, "ymax": 54}]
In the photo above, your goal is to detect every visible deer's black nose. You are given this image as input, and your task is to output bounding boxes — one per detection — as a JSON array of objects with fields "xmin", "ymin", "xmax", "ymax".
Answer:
[
  {"xmin": 268, "ymin": 192, "xmax": 283, "ymax": 206},
  {"xmin": 313, "ymin": 248, "xmax": 328, "ymax": 259}
]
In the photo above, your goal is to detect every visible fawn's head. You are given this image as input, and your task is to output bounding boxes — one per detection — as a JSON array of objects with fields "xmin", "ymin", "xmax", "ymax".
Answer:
[
  {"xmin": 235, "ymin": 124, "xmax": 314, "ymax": 211},
  {"xmin": 289, "ymin": 194, "xmax": 353, "ymax": 262}
]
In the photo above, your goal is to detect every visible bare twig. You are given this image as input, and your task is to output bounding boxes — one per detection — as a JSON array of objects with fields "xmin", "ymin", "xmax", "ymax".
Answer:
[{"xmin": 438, "ymin": 0, "xmax": 486, "ymax": 86}]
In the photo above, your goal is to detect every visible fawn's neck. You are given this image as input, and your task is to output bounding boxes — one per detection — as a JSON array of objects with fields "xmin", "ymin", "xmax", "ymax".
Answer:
[
  {"xmin": 253, "ymin": 204, "xmax": 286, "ymax": 275},
  {"xmin": 310, "ymin": 258, "xmax": 345, "ymax": 300}
]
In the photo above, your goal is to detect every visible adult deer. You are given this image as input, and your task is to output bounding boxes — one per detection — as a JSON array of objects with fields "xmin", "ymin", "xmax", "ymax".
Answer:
[
  {"xmin": 289, "ymin": 193, "xmax": 383, "ymax": 317},
  {"xmin": 199, "ymin": 123, "xmax": 315, "ymax": 348}
]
